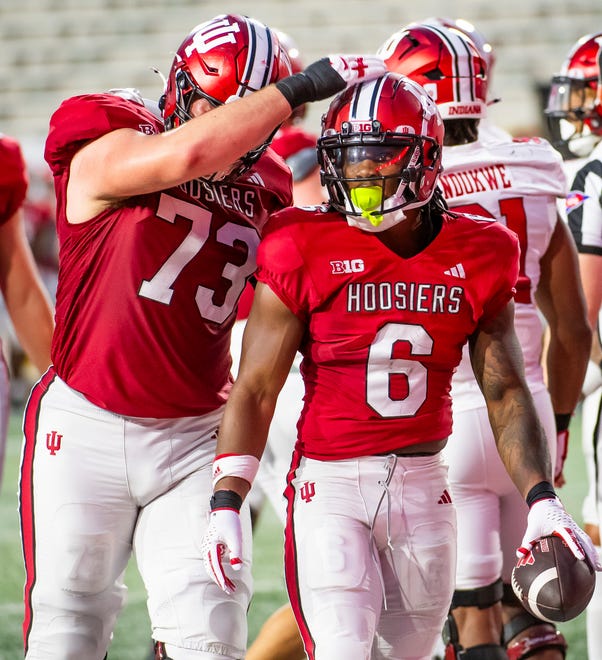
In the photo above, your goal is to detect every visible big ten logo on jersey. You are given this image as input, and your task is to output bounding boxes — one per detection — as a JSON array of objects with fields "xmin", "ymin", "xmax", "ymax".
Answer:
[
  {"xmin": 186, "ymin": 16, "xmax": 240, "ymax": 57},
  {"xmin": 330, "ymin": 258, "xmax": 365, "ymax": 274}
]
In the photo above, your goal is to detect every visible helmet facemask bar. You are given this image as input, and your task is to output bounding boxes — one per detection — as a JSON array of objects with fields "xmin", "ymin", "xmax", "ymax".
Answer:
[
  {"xmin": 165, "ymin": 67, "xmax": 277, "ymax": 181},
  {"xmin": 164, "ymin": 68, "xmax": 221, "ymax": 131},
  {"xmin": 545, "ymin": 74, "xmax": 601, "ymax": 157}
]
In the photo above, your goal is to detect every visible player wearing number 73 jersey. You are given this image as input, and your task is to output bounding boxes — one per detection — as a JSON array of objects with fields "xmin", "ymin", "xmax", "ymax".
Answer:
[
  {"xmin": 18, "ymin": 12, "xmax": 387, "ymax": 660},
  {"xmin": 200, "ymin": 72, "xmax": 599, "ymax": 660}
]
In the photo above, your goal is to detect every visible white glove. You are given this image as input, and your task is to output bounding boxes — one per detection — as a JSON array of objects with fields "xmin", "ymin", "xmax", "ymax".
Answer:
[
  {"xmin": 517, "ymin": 497, "xmax": 602, "ymax": 571},
  {"xmin": 327, "ymin": 55, "xmax": 387, "ymax": 88},
  {"xmin": 201, "ymin": 508, "xmax": 243, "ymax": 595}
]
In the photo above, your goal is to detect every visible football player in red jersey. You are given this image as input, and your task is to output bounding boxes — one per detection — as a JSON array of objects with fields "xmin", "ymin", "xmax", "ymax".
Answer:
[
  {"xmin": 546, "ymin": 31, "xmax": 602, "ymax": 660},
  {"xmin": 17, "ymin": 12, "xmax": 386, "ymax": 660},
  {"xmin": 200, "ymin": 71, "xmax": 599, "ymax": 660},
  {"xmin": 382, "ymin": 22, "xmax": 594, "ymax": 660},
  {"xmin": 0, "ymin": 135, "xmax": 54, "ymax": 489}
]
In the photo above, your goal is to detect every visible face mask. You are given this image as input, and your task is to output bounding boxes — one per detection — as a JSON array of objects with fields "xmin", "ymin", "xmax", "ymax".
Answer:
[{"xmin": 560, "ymin": 119, "xmax": 600, "ymax": 158}]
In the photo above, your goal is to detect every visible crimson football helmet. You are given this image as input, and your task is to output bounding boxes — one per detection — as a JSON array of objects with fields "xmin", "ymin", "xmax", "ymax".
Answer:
[
  {"xmin": 545, "ymin": 32, "xmax": 602, "ymax": 158},
  {"xmin": 416, "ymin": 17, "xmax": 495, "ymax": 75},
  {"xmin": 377, "ymin": 24, "xmax": 488, "ymax": 119},
  {"xmin": 161, "ymin": 14, "xmax": 292, "ymax": 178},
  {"xmin": 318, "ymin": 72, "xmax": 444, "ymax": 231}
]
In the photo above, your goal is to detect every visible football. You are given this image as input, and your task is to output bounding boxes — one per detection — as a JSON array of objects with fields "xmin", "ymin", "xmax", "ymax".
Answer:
[{"xmin": 511, "ymin": 535, "xmax": 595, "ymax": 622}]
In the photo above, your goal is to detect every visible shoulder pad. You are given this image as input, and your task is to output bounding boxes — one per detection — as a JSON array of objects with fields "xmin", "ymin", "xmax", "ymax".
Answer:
[{"xmin": 44, "ymin": 93, "xmax": 163, "ymax": 175}]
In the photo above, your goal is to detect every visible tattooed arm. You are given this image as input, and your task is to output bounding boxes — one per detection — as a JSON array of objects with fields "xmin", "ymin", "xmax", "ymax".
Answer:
[{"xmin": 469, "ymin": 300, "xmax": 552, "ymax": 498}]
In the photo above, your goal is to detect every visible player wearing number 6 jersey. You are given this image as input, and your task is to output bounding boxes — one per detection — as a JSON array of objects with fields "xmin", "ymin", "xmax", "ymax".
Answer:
[
  {"xmin": 18, "ymin": 12, "xmax": 386, "ymax": 660},
  {"xmin": 200, "ymin": 72, "xmax": 599, "ymax": 660},
  {"xmin": 381, "ymin": 22, "xmax": 593, "ymax": 659}
]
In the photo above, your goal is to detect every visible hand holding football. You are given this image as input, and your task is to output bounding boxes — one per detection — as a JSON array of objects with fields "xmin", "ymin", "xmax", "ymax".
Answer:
[{"xmin": 512, "ymin": 535, "xmax": 595, "ymax": 622}]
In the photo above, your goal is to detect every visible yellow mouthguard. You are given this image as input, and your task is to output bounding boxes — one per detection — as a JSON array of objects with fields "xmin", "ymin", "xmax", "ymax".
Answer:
[{"xmin": 350, "ymin": 186, "xmax": 384, "ymax": 226}]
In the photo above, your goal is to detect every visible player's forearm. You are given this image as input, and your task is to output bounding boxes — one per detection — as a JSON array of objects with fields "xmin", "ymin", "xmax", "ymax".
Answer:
[
  {"xmin": 487, "ymin": 388, "xmax": 553, "ymax": 497},
  {"xmin": 578, "ymin": 253, "xmax": 602, "ymax": 331},
  {"xmin": 213, "ymin": 383, "xmax": 278, "ymax": 498},
  {"xmin": 173, "ymin": 86, "xmax": 292, "ymax": 180},
  {"xmin": 10, "ymin": 296, "xmax": 54, "ymax": 372},
  {"xmin": 2, "ymin": 266, "xmax": 54, "ymax": 373},
  {"xmin": 545, "ymin": 325, "xmax": 591, "ymax": 414}
]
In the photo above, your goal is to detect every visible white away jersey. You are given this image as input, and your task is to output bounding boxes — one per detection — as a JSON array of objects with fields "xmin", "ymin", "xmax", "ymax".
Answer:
[{"xmin": 440, "ymin": 137, "xmax": 567, "ymax": 404}]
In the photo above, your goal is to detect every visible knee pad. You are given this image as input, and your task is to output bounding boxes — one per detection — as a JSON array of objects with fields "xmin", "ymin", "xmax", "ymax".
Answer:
[
  {"xmin": 451, "ymin": 578, "xmax": 504, "ymax": 610},
  {"xmin": 503, "ymin": 612, "xmax": 567, "ymax": 659}
]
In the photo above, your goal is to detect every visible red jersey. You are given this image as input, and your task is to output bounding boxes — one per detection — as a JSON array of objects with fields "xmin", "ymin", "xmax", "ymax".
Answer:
[
  {"xmin": 0, "ymin": 134, "xmax": 28, "ymax": 224},
  {"xmin": 256, "ymin": 207, "xmax": 519, "ymax": 460},
  {"xmin": 44, "ymin": 93, "xmax": 292, "ymax": 417}
]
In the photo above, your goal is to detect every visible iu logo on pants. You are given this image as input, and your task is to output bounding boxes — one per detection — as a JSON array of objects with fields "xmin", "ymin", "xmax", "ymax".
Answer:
[
  {"xmin": 300, "ymin": 481, "xmax": 316, "ymax": 503},
  {"xmin": 46, "ymin": 430, "xmax": 63, "ymax": 455}
]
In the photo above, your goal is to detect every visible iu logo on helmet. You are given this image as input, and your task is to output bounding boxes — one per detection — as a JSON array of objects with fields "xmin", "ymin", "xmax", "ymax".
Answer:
[
  {"xmin": 186, "ymin": 17, "xmax": 241, "ymax": 57},
  {"xmin": 46, "ymin": 430, "xmax": 63, "ymax": 456},
  {"xmin": 299, "ymin": 481, "xmax": 316, "ymax": 503}
]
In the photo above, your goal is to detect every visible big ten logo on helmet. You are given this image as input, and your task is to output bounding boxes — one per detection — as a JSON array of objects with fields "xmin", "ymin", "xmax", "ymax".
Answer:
[
  {"xmin": 330, "ymin": 258, "xmax": 365, "ymax": 274},
  {"xmin": 350, "ymin": 121, "xmax": 374, "ymax": 133},
  {"xmin": 186, "ymin": 16, "xmax": 241, "ymax": 57}
]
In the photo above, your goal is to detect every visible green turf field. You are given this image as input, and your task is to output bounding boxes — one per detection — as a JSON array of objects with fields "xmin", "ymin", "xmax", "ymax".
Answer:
[{"xmin": 0, "ymin": 405, "xmax": 592, "ymax": 658}]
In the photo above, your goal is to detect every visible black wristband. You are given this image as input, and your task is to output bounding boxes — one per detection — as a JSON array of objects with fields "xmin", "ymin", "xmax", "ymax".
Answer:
[
  {"xmin": 210, "ymin": 489, "xmax": 243, "ymax": 512},
  {"xmin": 276, "ymin": 74, "xmax": 318, "ymax": 109},
  {"xmin": 554, "ymin": 413, "xmax": 571, "ymax": 432},
  {"xmin": 525, "ymin": 480, "xmax": 557, "ymax": 508},
  {"xmin": 275, "ymin": 58, "xmax": 346, "ymax": 109}
]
